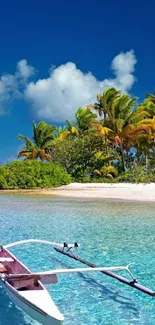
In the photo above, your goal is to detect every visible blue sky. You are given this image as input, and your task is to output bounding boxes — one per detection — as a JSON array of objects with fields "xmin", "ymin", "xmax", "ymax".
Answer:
[{"xmin": 0, "ymin": 0, "xmax": 155, "ymax": 163}]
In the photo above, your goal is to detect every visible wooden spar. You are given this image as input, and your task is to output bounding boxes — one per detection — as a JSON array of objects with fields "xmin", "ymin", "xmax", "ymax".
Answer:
[{"xmin": 54, "ymin": 247, "xmax": 155, "ymax": 297}]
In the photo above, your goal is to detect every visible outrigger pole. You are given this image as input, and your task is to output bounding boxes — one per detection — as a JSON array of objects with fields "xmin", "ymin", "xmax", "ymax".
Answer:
[
  {"xmin": 4, "ymin": 239, "xmax": 154, "ymax": 297},
  {"xmin": 54, "ymin": 246, "xmax": 155, "ymax": 297}
]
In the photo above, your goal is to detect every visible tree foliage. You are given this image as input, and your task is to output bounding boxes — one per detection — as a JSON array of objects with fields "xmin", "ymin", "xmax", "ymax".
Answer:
[
  {"xmin": 2, "ymin": 86, "xmax": 155, "ymax": 187},
  {"xmin": 51, "ymin": 131, "xmax": 111, "ymax": 180},
  {"xmin": 17, "ymin": 122, "xmax": 56, "ymax": 160},
  {"xmin": 0, "ymin": 161, "xmax": 71, "ymax": 189}
]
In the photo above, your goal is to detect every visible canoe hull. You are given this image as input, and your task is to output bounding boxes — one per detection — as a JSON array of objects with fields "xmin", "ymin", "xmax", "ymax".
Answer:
[
  {"xmin": 1, "ymin": 280, "xmax": 63, "ymax": 325},
  {"xmin": 0, "ymin": 247, "xmax": 64, "ymax": 325}
]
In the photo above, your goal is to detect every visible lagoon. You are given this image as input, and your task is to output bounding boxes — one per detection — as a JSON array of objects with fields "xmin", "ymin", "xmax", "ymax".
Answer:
[{"xmin": 0, "ymin": 194, "xmax": 154, "ymax": 325}]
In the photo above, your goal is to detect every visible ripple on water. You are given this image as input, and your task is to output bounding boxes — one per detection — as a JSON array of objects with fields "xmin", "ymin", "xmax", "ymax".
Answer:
[{"xmin": 0, "ymin": 194, "xmax": 154, "ymax": 325}]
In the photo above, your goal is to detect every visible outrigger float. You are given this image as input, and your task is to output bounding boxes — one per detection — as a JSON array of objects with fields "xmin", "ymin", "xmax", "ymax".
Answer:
[{"xmin": 0, "ymin": 239, "xmax": 154, "ymax": 325}]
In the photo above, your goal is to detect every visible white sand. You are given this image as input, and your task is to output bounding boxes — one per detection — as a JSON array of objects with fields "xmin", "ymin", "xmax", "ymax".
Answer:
[
  {"xmin": 1, "ymin": 183, "xmax": 155, "ymax": 202},
  {"xmin": 41, "ymin": 183, "xmax": 155, "ymax": 202}
]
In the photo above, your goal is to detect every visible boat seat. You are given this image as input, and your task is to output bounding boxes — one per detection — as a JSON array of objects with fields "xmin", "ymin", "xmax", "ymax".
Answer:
[
  {"xmin": 12, "ymin": 278, "xmax": 36, "ymax": 290},
  {"xmin": 0, "ymin": 263, "xmax": 7, "ymax": 273},
  {"xmin": 0, "ymin": 257, "xmax": 14, "ymax": 263}
]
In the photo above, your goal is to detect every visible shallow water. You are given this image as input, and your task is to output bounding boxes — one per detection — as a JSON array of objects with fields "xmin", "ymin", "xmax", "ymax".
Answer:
[{"xmin": 0, "ymin": 194, "xmax": 154, "ymax": 325}]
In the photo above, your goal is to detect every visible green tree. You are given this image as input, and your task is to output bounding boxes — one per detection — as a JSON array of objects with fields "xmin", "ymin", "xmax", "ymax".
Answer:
[
  {"xmin": 75, "ymin": 107, "xmax": 97, "ymax": 133},
  {"xmin": 56, "ymin": 107, "xmax": 97, "ymax": 141},
  {"xmin": 146, "ymin": 91, "xmax": 155, "ymax": 104},
  {"xmin": 56, "ymin": 120, "xmax": 79, "ymax": 141},
  {"xmin": 88, "ymin": 87, "xmax": 121, "ymax": 118},
  {"xmin": 0, "ymin": 160, "xmax": 71, "ymax": 189},
  {"xmin": 51, "ymin": 131, "xmax": 107, "ymax": 180},
  {"xmin": 17, "ymin": 122, "xmax": 56, "ymax": 160},
  {"xmin": 100, "ymin": 94, "xmax": 148, "ymax": 170},
  {"xmin": 145, "ymin": 93, "xmax": 155, "ymax": 118},
  {"xmin": 136, "ymin": 117, "xmax": 155, "ymax": 165}
]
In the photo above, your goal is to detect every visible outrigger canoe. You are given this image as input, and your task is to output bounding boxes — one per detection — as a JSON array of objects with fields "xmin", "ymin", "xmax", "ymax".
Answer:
[
  {"xmin": 0, "ymin": 241, "xmax": 64, "ymax": 325},
  {"xmin": 0, "ymin": 239, "xmax": 154, "ymax": 325}
]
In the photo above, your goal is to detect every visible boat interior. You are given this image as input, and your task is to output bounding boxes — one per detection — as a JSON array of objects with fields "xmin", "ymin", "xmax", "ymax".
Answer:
[{"xmin": 0, "ymin": 248, "xmax": 43, "ymax": 291}]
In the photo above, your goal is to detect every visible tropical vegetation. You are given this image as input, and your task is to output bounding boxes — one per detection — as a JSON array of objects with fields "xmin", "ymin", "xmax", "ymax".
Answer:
[
  {"xmin": 1, "ymin": 87, "xmax": 155, "ymax": 188},
  {"xmin": 17, "ymin": 122, "xmax": 56, "ymax": 161},
  {"xmin": 0, "ymin": 161, "xmax": 72, "ymax": 189}
]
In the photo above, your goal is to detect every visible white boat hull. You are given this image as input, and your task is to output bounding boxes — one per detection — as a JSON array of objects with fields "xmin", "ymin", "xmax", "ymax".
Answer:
[
  {"xmin": 0, "ymin": 247, "xmax": 64, "ymax": 325},
  {"xmin": 1, "ymin": 279, "xmax": 64, "ymax": 325}
]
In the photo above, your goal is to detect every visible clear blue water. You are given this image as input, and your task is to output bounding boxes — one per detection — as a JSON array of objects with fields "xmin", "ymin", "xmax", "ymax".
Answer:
[{"xmin": 0, "ymin": 194, "xmax": 154, "ymax": 325}]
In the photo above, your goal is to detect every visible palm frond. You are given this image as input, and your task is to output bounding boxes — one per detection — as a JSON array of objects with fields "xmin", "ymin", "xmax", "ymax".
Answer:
[
  {"xmin": 17, "ymin": 135, "xmax": 34, "ymax": 148},
  {"xmin": 58, "ymin": 130, "xmax": 70, "ymax": 141},
  {"xmin": 17, "ymin": 151, "xmax": 32, "ymax": 159}
]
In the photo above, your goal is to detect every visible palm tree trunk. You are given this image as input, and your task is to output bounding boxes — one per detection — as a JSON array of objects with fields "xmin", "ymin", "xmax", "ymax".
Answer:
[
  {"xmin": 153, "ymin": 140, "xmax": 155, "ymax": 160},
  {"xmin": 104, "ymin": 135, "xmax": 110, "ymax": 166},
  {"xmin": 126, "ymin": 150, "xmax": 129, "ymax": 169},
  {"xmin": 145, "ymin": 153, "xmax": 148, "ymax": 169},
  {"xmin": 120, "ymin": 142, "xmax": 125, "ymax": 171}
]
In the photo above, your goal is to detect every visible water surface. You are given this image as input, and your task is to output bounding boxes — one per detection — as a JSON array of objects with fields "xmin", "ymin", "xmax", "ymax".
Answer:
[{"xmin": 0, "ymin": 194, "xmax": 154, "ymax": 325}]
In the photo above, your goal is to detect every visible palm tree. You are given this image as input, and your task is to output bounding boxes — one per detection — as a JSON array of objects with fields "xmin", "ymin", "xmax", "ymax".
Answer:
[
  {"xmin": 144, "ymin": 95, "xmax": 155, "ymax": 118},
  {"xmin": 101, "ymin": 94, "xmax": 148, "ymax": 171},
  {"xmin": 135, "ymin": 133, "xmax": 154, "ymax": 166},
  {"xmin": 88, "ymin": 87, "xmax": 121, "ymax": 119},
  {"xmin": 138, "ymin": 116, "xmax": 155, "ymax": 132},
  {"xmin": 56, "ymin": 107, "xmax": 97, "ymax": 140},
  {"xmin": 54, "ymin": 125, "xmax": 69, "ymax": 141},
  {"xmin": 75, "ymin": 107, "xmax": 97, "ymax": 133},
  {"xmin": 56, "ymin": 120, "xmax": 79, "ymax": 141},
  {"xmin": 137, "ymin": 117, "xmax": 155, "ymax": 164},
  {"xmin": 146, "ymin": 91, "xmax": 155, "ymax": 104},
  {"xmin": 17, "ymin": 121, "xmax": 56, "ymax": 160},
  {"xmin": 90, "ymin": 121, "xmax": 113, "ymax": 159},
  {"xmin": 54, "ymin": 126, "xmax": 68, "ymax": 137},
  {"xmin": 66, "ymin": 119, "xmax": 79, "ymax": 136}
]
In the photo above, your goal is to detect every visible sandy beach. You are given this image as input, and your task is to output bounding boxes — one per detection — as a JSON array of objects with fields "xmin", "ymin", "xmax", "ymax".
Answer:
[{"xmin": 1, "ymin": 183, "xmax": 155, "ymax": 202}]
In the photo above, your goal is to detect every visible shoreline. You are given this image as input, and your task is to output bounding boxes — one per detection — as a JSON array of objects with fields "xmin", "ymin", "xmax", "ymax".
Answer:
[{"xmin": 0, "ymin": 183, "xmax": 155, "ymax": 202}]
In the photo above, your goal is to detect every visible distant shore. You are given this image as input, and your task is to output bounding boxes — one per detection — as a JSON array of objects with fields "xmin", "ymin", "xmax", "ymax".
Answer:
[{"xmin": 1, "ymin": 183, "xmax": 155, "ymax": 202}]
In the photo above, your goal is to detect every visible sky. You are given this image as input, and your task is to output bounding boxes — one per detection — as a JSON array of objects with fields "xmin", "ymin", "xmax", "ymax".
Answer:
[{"xmin": 0, "ymin": 0, "xmax": 155, "ymax": 163}]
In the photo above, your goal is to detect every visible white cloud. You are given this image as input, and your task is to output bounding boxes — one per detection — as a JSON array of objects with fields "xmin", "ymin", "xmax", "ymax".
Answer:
[
  {"xmin": 112, "ymin": 50, "xmax": 136, "ymax": 74},
  {"xmin": 25, "ymin": 50, "xmax": 137, "ymax": 122},
  {"xmin": 111, "ymin": 50, "xmax": 137, "ymax": 91},
  {"xmin": 25, "ymin": 62, "xmax": 104, "ymax": 122},
  {"xmin": 0, "ymin": 59, "xmax": 35, "ymax": 115},
  {"xmin": 0, "ymin": 50, "xmax": 137, "ymax": 119},
  {"xmin": 17, "ymin": 59, "xmax": 35, "ymax": 79}
]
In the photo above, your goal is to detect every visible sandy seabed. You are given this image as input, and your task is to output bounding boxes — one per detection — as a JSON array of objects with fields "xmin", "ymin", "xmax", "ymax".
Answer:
[{"xmin": 1, "ymin": 183, "xmax": 155, "ymax": 202}]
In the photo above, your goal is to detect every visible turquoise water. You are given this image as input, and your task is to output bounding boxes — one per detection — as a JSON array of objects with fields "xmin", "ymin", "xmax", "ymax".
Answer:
[{"xmin": 0, "ymin": 194, "xmax": 154, "ymax": 325}]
